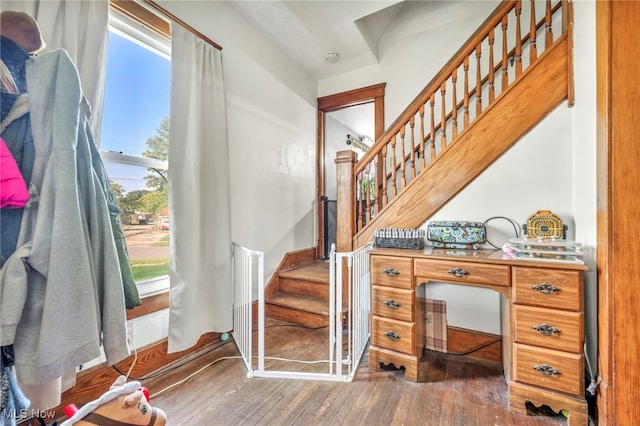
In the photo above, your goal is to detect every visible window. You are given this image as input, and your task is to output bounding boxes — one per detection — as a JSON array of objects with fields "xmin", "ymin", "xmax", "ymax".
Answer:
[{"xmin": 100, "ymin": 4, "xmax": 171, "ymax": 295}]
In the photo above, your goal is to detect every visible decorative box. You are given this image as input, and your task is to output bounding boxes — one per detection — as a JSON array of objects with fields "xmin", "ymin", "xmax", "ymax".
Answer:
[
  {"xmin": 426, "ymin": 220, "xmax": 486, "ymax": 249},
  {"xmin": 374, "ymin": 228, "xmax": 425, "ymax": 250}
]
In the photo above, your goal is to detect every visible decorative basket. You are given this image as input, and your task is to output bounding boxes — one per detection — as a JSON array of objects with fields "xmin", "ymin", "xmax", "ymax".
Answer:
[
  {"xmin": 374, "ymin": 228, "xmax": 425, "ymax": 250},
  {"xmin": 525, "ymin": 210, "xmax": 566, "ymax": 239}
]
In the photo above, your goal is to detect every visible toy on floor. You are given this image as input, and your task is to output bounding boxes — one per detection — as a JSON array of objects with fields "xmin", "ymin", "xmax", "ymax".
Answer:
[{"xmin": 61, "ymin": 375, "xmax": 167, "ymax": 425}]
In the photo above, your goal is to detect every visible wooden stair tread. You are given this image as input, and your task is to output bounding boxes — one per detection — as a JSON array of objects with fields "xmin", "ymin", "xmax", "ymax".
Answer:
[
  {"xmin": 266, "ymin": 292, "xmax": 330, "ymax": 315},
  {"xmin": 279, "ymin": 261, "xmax": 330, "ymax": 284}
]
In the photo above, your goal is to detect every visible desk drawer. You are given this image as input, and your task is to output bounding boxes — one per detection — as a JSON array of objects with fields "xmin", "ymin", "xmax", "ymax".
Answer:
[
  {"xmin": 371, "ymin": 256, "xmax": 413, "ymax": 289},
  {"xmin": 414, "ymin": 258, "xmax": 509, "ymax": 287},
  {"xmin": 513, "ymin": 267, "xmax": 582, "ymax": 311},
  {"xmin": 513, "ymin": 343, "xmax": 583, "ymax": 396},
  {"xmin": 372, "ymin": 316, "xmax": 416, "ymax": 355},
  {"xmin": 514, "ymin": 305, "xmax": 583, "ymax": 353},
  {"xmin": 372, "ymin": 285, "xmax": 414, "ymax": 322}
]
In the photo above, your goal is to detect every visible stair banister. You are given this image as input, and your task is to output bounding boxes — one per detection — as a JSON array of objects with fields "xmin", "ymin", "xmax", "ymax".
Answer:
[
  {"xmin": 354, "ymin": 0, "xmax": 516, "ymax": 177},
  {"xmin": 337, "ymin": 0, "xmax": 572, "ymax": 249}
]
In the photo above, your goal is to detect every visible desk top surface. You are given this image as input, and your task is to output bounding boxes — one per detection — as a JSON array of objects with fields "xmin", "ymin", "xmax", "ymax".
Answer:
[{"xmin": 370, "ymin": 246, "xmax": 589, "ymax": 271}]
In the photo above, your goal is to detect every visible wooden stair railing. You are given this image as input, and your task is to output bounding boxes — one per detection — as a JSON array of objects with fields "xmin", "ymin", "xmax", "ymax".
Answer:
[{"xmin": 335, "ymin": 0, "xmax": 573, "ymax": 251}]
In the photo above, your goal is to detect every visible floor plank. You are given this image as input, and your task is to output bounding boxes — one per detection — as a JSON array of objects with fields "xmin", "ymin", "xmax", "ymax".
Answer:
[{"xmin": 144, "ymin": 319, "xmax": 567, "ymax": 425}]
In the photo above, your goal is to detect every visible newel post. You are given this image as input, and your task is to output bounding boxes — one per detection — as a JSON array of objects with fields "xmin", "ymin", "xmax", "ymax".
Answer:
[{"xmin": 335, "ymin": 150, "xmax": 357, "ymax": 252}]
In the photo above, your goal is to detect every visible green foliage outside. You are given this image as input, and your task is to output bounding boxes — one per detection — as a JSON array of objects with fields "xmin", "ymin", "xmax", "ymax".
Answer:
[
  {"xmin": 110, "ymin": 116, "xmax": 169, "ymax": 217},
  {"xmin": 131, "ymin": 258, "xmax": 170, "ymax": 282},
  {"xmin": 110, "ymin": 117, "xmax": 171, "ymax": 282},
  {"xmin": 152, "ymin": 234, "xmax": 169, "ymax": 247}
]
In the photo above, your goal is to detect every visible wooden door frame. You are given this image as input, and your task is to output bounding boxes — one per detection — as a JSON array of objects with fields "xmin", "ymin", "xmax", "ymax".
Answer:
[
  {"xmin": 316, "ymin": 83, "xmax": 385, "ymax": 259},
  {"xmin": 596, "ymin": 1, "xmax": 640, "ymax": 424}
]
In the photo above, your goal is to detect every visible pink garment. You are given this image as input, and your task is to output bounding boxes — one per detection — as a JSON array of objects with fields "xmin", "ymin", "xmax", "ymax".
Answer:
[{"xmin": 1, "ymin": 136, "xmax": 29, "ymax": 208}]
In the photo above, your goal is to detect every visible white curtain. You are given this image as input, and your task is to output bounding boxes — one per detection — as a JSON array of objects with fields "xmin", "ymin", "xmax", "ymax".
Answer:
[
  {"xmin": 0, "ymin": 0, "xmax": 109, "ymax": 410},
  {"xmin": 168, "ymin": 24, "xmax": 232, "ymax": 353},
  {"xmin": 0, "ymin": 0, "xmax": 109, "ymax": 142}
]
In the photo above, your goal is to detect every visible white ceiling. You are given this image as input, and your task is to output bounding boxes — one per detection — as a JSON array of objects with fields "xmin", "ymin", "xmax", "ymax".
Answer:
[
  {"xmin": 225, "ymin": 0, "xmax": 410, "ymax": 142},
  {"xmin": 226, "ymin": 0, "xmax": 406, "ymax": 80},
  {"xmin": 224, "ymin": 1, "xmax": 475, "ymax": 142}
]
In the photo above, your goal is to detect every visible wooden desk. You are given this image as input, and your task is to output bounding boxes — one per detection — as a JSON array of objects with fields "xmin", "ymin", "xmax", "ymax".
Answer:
[{"xmin": 369, "ymin": 247, "xmax": 588, "ymax": 426}]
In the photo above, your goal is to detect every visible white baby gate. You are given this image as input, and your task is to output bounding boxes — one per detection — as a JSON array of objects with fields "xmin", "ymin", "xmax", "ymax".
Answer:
[{"xmin": 231, "ymin": 242, "xmax": 371, "ymax": 381}]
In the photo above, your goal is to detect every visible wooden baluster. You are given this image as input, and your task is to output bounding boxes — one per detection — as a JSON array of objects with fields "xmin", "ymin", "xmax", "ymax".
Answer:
[
  {"xmin": 375, "ymin": 150, "xmax": 383, "ymax": 211},
  {"xmin": 463, "ymin": 57, "xmax": 470, "ymax": 128},
  {"xmin": 409, "ymin": 116, "xmax": 416, "ymax": 179},
  {"xmin": 488, "ymin": 27, "xmax": 495, "ymax": 103},
  {"xmin": 545, "ymin": 0, "xmax": 553, "ymax": 48},
  {"xmin": 529, "ymin": 0, "xmax": 537, "ymax": 63},
  {"xmin": 381, "ymin": 144, "xmax": 388, "ymax": 206},
  {"xmin": 515, "ymin": 0, "xmax": 523, "ymax": 76},
  {"xmin": 501, "ymin": 15, "xmax": 509, "ymax": 91},
  {"xmin": 563, "ymin": 0, "xmax": 574, "ymax": 106},
  {"xmin": 361, "ymin": 169, "xmax": 367, "ymax": 226},
  {"xmin": 399, "ymin": 126, "xmax": 406, "ymax": 189},
  {"xmin": 356, "ymin": 172, "xmax": 363, "ymax": 230},
  {"xmin": 440, "ymin": 82, "xmax": 447, "ymax": 152},
  {"xmin": 452, "ymin": 68, "xmax": 458, "ymax": 138},
  {"xmin": 429, "ymin": 93, "xmax": 436, "ymax": 160},
  {"xmin": 475, "ymin": 43, "xmax": 482, "ymax": 116},
  {"xmin": 363, "ymin": 170, "xmax": 370, "ymax": 226},
  {"xmin": 419, "ymin": 104, "xmax": 426, "ymax": 170},
  {"xmin": 390, "ymin": 135, "xmax": 397, "ymax": 197},
  {"xmin": 370, "ymin": 159, "xmax": 378, "ymax": 217}
]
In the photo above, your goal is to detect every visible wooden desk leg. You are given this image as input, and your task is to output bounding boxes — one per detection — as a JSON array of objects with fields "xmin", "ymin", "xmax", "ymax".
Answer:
[
  {"xmin": 509, "ymin": 382, "xmax": 588, "ymax": 426},
  {"xmin": 369, "ymin": 346, "xmax": 422, "ymax": 382}
]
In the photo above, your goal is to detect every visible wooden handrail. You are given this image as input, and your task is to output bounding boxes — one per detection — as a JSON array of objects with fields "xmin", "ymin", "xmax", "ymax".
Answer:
[
  {"xmin": 355, "ymin": 0, "xmax": 515, "ymax": 174},
  {"xmin": 338, "ymin": 0, "xmax": 572, "ymax": 247}
]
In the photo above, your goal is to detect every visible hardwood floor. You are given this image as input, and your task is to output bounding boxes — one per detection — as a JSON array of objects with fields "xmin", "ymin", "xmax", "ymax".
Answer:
[{"xmin": 145, "ymin": 320, "xmax": 566, "ymax": 425}]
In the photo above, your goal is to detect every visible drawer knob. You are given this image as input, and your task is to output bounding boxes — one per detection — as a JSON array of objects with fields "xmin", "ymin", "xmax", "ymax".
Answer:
[
  {"xmin": 448, "ymin": 267, "xmax": 469, "ymax": 278},
  {"xmin": 383, "ymin": 267, "xmax": 400, "ymax": 277},
  {"xmin": 383, "ymin": 331, "xmax": 401, "ymax": 341},
  {"xmin": 531, "ymin": 282, "xmax": 560, "ymax": 294},
  {"xmin": 383, "ymin": 299, "xmax": 401, "ymax": 309},
  {"xmin": 532, "ymin": 323, "xmax": 560, "ymax": 336},
  {"xmin": 533, "ymin": 364, "xmax": 562, "ymax": 377}
]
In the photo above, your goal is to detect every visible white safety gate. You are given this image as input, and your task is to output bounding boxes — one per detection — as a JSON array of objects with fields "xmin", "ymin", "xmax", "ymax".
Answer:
[
  {"xmin": 231, "ymin": 242, "xmax": 372, "ymax": 381},
  {"xmin": 231, "ymin": 242, "xmax": 263, "ymax": 376}
]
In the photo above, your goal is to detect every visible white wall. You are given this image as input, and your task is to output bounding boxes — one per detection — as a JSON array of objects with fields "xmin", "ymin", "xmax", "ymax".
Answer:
[
  {"xmin": 319, "ymin": 1, "xmax": 499, "ymax": 109},
  {"xmin": 570, "ymin": 0, "xmax": 598, "ymax": 382},
  {"xmin": 324, "ymin": 114, "xmax": 369, "ymax": 200},
  {"xmin": 157, "ymin": 1, "xmax": 319, "ymax": 285}
]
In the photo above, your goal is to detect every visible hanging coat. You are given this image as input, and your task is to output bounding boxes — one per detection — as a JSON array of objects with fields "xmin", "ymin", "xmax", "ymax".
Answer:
[{"xmin": 9, "ymin": 49, "xmax": 129, "ymax": 386}]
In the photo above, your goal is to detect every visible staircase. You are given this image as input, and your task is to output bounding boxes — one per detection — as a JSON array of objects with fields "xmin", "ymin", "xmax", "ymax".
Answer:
[
  {"xmin": 266, "ymin": 0, "xmax": 574, "ymax": 327},
  {"xmin": 265, "ymin": 261, "xmax": 334, "ymax": 328}
]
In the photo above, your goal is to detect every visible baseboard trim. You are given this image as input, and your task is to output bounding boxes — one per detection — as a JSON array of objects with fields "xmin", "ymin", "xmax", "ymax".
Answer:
[
  {"xmin": 446, "ymin": 326, "xmax": 502, "ymax": 365},
  {"xmin": 48, "ymin": 332, "xmax": 221, "ymax": 421}
]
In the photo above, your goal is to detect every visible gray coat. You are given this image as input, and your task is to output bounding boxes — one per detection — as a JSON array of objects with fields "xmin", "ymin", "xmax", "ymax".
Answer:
[{"xmin": 8, "ymin": 49, "xmax": 129, "ymax": 385}]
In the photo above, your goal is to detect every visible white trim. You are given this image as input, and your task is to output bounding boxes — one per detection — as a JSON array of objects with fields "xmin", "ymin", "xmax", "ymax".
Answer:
[
  {"xmin": 100, "ymin": 150, "xmax": 168, "ymax": 170},
  {"xmin": 136, "ymin": 275, "xmax": 170, "ymax": 297},
  {"xmin": 109, "ymin": 8, "xmax": 171, "ymax": 59}
]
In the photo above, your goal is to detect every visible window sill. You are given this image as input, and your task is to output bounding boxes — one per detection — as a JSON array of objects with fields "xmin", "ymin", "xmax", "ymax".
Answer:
[{"xmin": 127, "ymin": 277, "xmax": 170, "ymax": 320}]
